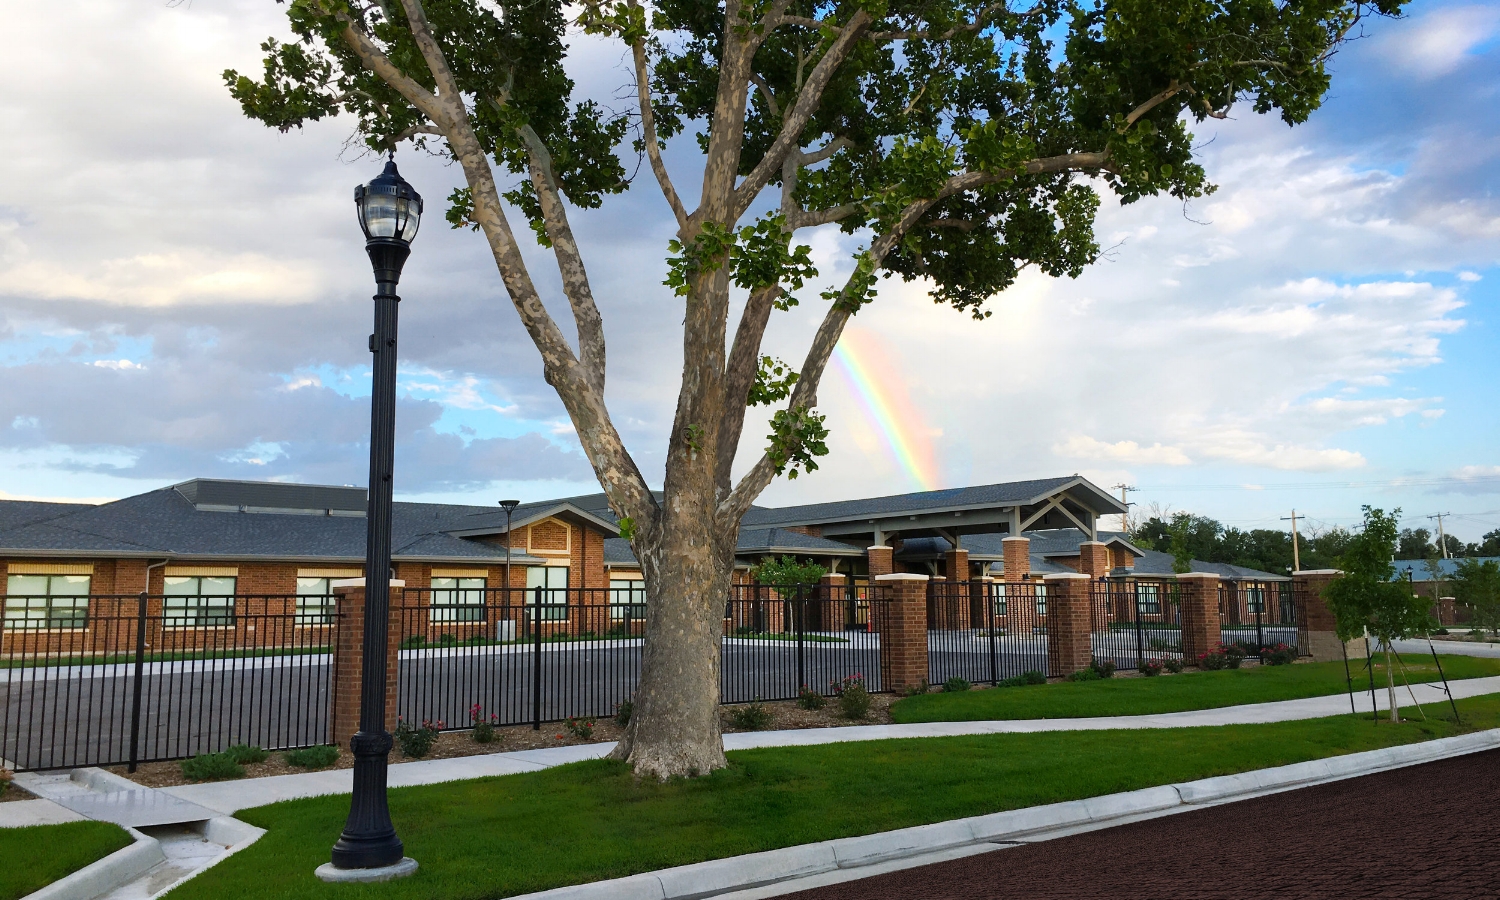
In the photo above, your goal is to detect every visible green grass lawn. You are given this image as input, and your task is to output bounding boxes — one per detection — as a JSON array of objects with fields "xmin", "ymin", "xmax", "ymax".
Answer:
[
  {"xmin": 0, "ymin": 821, "xmax": 133, "ymax": 900},
  {"xmin": 166, "ymin": 694, "xmax": 1500, "ymax": 900},
  {"xmin": 892, "ymin": 655, "xmax": 1500, "ymax": 723}
]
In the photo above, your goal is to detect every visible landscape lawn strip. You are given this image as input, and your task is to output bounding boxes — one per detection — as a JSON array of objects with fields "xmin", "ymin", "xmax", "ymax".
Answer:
[
  {"xmin": 164, "ymin": 694, "xmax": 1500, "ymax": 900},
  {"xmin": 0, "ymin": 821, "xmax": 134, "ymax": 900},
  {"xmin": 890, "ymin": 655, "xmax": 1500, "ymax": 723}
]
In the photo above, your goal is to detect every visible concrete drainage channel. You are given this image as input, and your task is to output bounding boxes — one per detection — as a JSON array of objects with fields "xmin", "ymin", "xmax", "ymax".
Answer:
[{"xmin": 13, "ymin": 768, "xmax": 264, "ymax": 900}]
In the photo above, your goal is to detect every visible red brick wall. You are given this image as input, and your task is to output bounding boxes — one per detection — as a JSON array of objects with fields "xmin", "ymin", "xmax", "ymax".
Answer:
[{"xmin": 1002, "ymin": 537, "xmax": 1030, "ymax": 583}]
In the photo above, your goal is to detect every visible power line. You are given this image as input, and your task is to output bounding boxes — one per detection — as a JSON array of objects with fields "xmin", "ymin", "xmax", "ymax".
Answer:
[{"xmin": 1136, "ymin": 475, "xmax": 1500, "ymax": 492}]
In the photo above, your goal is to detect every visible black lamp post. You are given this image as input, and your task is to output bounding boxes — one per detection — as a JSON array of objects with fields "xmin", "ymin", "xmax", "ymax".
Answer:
[
  {"xmin": 325, "ymin": 154, "xmax": 422, "ymax": 879},
  {"xmin": 500, "ymin": 500, "xmax": 520, "ymax": 604}
]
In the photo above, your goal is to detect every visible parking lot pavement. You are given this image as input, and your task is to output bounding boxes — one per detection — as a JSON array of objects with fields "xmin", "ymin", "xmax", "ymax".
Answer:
[{"xmin": 781, "ymin": 747, "xmax": 1500, "ymax": 900}]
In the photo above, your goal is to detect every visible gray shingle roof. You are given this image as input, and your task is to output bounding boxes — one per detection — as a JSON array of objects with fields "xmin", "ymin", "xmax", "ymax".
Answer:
[
  {"xmin": 1127, "ymin": 549, "xmax": 1288, "ymax": 581},
  {"xmin": 0, "ymin": 500, "xmax": 93, "ymax": 532},
  {"xmin": 741, "ymin": 476, "xmax": 1123, "ymax": 526}
]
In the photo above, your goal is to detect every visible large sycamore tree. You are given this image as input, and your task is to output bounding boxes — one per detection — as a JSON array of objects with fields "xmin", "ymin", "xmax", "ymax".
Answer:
[{"xmin": 229, "ymin": 0, "xmax": 1399, "ymax": 778}]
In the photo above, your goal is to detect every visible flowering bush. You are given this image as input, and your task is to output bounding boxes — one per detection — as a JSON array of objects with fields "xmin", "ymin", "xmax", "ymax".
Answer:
[
  {"xmin": 1090, "ymin": 658, "xmax": 1117, "ymax": 679},
  {"xmin": 1260, "ymin": 643, "xmax": 1297, "ymax": 666},
  {"xmin": 1163, "ymin": 657, "xmax": 1185, "ymax": 674},
  {"xmin": 470, "ymin": 703, "xmax": 498, "ymax": 743},
  {"xmin": 832, "ymin": 674, "xmax": 871, "ymax": 719},
  {"xmin": 727, "ymin": 701, "xmax": 773, "ymax": 730},
  {"xmin": 565, "ymin": 717, "xmax": 596, "ymax": 740},
  {"xmin": 1223, "ymin": 643, "xmax": 1248, "ymax": 669},
  {"xmin": 1197, "ymin": 647, "xmax": 1229, "ymax": 670},
  {"xmin": 796, "ymin": 685, "xmax": 826, "ymax": 710},
  {"xmin": 1141, "ymin": 660, "xmax": 1165, "ymax": 677},
  {"xmin": 395, "ymin": 717, "xmax": 442, "ymax": 758}
]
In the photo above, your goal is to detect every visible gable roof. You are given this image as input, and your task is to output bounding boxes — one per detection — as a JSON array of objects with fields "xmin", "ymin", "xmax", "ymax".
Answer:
[{"xmin": 740, "ymin": 476, "xmax": 1125, "ymax": 527}]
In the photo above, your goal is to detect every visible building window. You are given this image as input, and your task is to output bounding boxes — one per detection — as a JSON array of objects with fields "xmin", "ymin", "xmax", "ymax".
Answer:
[
  {"xmin": 1246, "ymin": 586, "xmax": 1266, "ymax": 615},
  {"xmin": 526, "ymin": 566, "xmax": 570, "ymax": 621},
  {"xmin": 431, "ymin": 577, "xmax": 486, "ymax": 622},
  {"xmin": 1035, "ymin": 584, "xmax": 1047, "ymax": 617},
  {"xmin": 163, "ymin": 576, "xmax": 236, "ymax": 627},
  {"xmin": 610, "ymin": 578, "xmax": 646, "ymax": 620},
  {"xmin": 1136, "ymin": 583, "xmax": 1160, "ymax": 615},
  {"xmin": 296, "ymin": 577, "xmax": 336, "ymax": 625},
  {"xmin": 4, "ymin": 574, "xmax": 91, "ymax": 630},
  {"xmin": 990, "ymin": 582, "xmax": 1007, "ymax": 617}
]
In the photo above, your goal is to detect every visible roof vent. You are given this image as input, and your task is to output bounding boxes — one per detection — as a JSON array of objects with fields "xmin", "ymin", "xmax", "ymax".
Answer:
[{"xmin": 173, "ymin": 479, "xmax": 367, "ymax": 517}]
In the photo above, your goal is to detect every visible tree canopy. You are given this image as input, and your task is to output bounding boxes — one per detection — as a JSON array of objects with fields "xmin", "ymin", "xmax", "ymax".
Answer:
[
  {"xmin": 1133, "ymin": 513, "xmax": 1352, "ymax": 574},
  {"xmin": 227, "ymin": 0, "xmax": 1406, "ymax": 777}
]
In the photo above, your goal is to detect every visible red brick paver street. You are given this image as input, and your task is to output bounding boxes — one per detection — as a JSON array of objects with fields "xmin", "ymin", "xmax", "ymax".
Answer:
[{"xmin": 785, "ymin": 748, "xmax": 1500, "ymax": 900}]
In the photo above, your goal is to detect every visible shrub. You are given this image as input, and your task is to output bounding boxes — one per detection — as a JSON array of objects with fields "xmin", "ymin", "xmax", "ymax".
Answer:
[
  {"xmin": 470, "ymin": 704, "xmax": 498, "ymax": 743},
  {"xmin": 832, "ymin": 674, "xmax": 871, "ymax": 720},
  {"xmin": 1198, "ymin": 647, "xmax": 1229, "ymax": 671},
  {"xmin": 1223, "ymin": 644, "xmax": 1248, "ymax": 669},
  {"xmin": 614, "ymin": 700, "xmax": 633, "ymax": 727},
  {"xmin": 395, "ymin": 717, "xmax": 441, "ymax": 758},
  {"xmin": 1469, "ymin": 628, "xmax": 1485, "ymax": 638},
  {"xmin": 1067, "ymin": 667, "xmax": 1100, "ymax": 682},
  {"xmin": 223, "ymin": 744, "xmax": 268, "ymax": 765},
  {"xmin": 285, "ymin": 745, "xmax": 339, "ymax": 769},
  {"xmin": 1260, "ymin": 643, "xmax": 1297, "ymax": 666},
  {"xmin": 0, "ymin": 769, "xmax": 12, "ymax": 797},
  {"xmin": 1141, "ymin": 660, "xmax": 1164, "ymax": 677},
  {"xmin": 1163, "ymin": 657, "xmax": 1185, "ymax": 674},
  {"xmin": 796, "ymin": 686, "xmax": 826, "ymax": 710},
  {"xmin": 436, "ymin": 633, "xmax": 458, "ymax": 646},
  {"xmin": 565, "ymin": 717, "xmax": 596, "ymax": 740},
  {"xmin": 181, "ymin": 752, "xmax": 244, "ymax": 782},
  {"xmin": 1090, "ymin": 658, "xmax": 1116, "ymax": 679},
  {"xmin": 727, "ymin": 701, "xmax": 773, "ymax": 731},
  {"xmin": 942, "ymin": 677, "xmax": 971, "ymax": 693},
  {"xmin": 998, "ymin": 670, "xmax": 1046, "ymax": 687},
  {"xmin": 400, "ymin": 635, "xmax": 426, "ymax": 649},
  {"xmin": 1434, "ymin": 627, "xmax": 1450, "ymax": 635},
  {"xmin": 903, "ymin": 679, "xmax": 930, "ymax": 697}
]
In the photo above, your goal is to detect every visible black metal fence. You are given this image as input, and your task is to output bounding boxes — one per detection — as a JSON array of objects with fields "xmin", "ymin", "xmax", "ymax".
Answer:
[
  {"xmin": 927, "ymin": 581, "xmax": 1050, "ymax": 685},
  {"xmin": 1090, "ymin": 581, "xmax": 1184, "ymax": 671},
  {"xmin": 394, "ymin": 584, "xmax": 894, "ymax": 735},
  {"xmin": 1219, "ymin": 582, "xmax": 1304, "ymax": 655},
  {"xmin": 1, "ymin": 594, "xmax": 331, "ymax": 772}
]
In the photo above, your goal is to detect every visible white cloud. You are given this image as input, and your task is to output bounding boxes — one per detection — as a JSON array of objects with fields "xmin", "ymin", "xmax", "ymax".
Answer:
[
  {"xmin": 1054, "ymin": 436, "xmax": 1193, "ymax": 466},
  {"xmin": 1383, "ymin": 5, "xmax": 1500, "ymax": 78},
  {"xmin": 1458, "ymin": 271, "xmax": 1482, "ymax": 282}
]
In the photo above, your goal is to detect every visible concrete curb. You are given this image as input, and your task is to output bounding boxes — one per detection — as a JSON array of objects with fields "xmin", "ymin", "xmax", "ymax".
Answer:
[
  {"xmin": 514, "ymin": 729, "xmax": 1500, "ymax": 900},
  {"xmin": 23, "ymin": 826, "xmax": 164, "ymax": 900}
]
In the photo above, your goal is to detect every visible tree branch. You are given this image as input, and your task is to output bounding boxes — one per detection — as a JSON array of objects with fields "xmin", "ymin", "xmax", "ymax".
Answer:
[
  {"xmin": 629, "ymin": 2, "xmax": 689, "ymax": 231},
  {"xmin": 798, "ymin": 135, "xmax": 849, "ymax": 166},
  {"xmin": 788, "ymin": 203, "xmax": 859, "ymax": 229},
  {"xmin": 749, "ymin": 72, "xmax": 781, "ymax": 117},
  {"xmin": 391, "ymin": 123, "xmax": 443, "ymax": 143},
  {"xmin": 1122, "ymin": 79, "xmax": 1186, "ymax": 130},
  {"xmin": 517, "ymin": 123, "xmax": 608, "ymax": 398},
  {"xmin": 714, "ymin": 285, "xmax": 781, "ymax": 492},
  {"xmin": 723, "ymin": 151, "xmax": 1114, "ymax": 519},
  {"xmin": 732, "ymin": 10, "xmax": 873, "ymax": 219}
]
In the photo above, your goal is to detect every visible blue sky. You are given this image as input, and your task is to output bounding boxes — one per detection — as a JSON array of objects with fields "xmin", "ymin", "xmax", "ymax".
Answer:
[{"xmin": 1, "ymin": 0, "xmax": 1497, "ymax": 542}]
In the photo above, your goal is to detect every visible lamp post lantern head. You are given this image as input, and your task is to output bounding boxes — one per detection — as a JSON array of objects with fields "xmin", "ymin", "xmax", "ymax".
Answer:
[
  {"xmin": 355, "ymin": 155, "xmax": 423, "ymax": 289},
  {"xmin": 500, "ymin": 499, "xmax": 521, "ymax": 512}
]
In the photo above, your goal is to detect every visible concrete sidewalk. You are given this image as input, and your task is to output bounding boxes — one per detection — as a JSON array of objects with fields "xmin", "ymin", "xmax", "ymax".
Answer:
[{"xmin": 156, "ymin": 675, "xmax": 1500, "ymax": 816}]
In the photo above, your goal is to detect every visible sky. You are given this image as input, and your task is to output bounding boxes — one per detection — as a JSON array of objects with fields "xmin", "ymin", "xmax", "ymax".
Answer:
[{"xmin": 1, "ymin": 0, "xmax": 1498, "ymax": 543}]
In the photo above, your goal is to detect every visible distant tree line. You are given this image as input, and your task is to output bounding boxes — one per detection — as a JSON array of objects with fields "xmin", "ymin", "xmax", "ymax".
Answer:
[
  {"xmin": 1131, "ymin": 514, "xmax": 1500, "ymax": 576},
  {"xmin": 1394, "ymin": 527, "xmax": 1500, "ymax": 561}
]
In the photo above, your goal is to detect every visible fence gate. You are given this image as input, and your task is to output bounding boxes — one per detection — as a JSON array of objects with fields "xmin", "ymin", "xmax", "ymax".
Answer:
[{"xmin": 1090, "ymin": 581, "xmax": 1184, "ymax": 671}]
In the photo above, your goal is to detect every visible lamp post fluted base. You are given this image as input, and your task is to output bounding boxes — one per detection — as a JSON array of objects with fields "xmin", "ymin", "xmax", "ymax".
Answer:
[
  {"xmin": 316, "ymin": 857, "xmax": 419, "ymax": 884},
  {"xmin": 327, "ymin": 730, "xmax": 409, "ymax": 872}
]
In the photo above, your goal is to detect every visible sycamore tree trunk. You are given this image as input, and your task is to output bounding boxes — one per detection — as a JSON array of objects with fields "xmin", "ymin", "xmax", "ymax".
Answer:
[{"xmin": 610, "ymin": 500, "xmax": 738, "ymax": 778}]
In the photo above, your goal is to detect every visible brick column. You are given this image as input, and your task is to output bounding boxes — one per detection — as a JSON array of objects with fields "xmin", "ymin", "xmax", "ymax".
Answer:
[
  {"xmin": 814, "ymin": 572, "xmax": 847, "ymax": 632},
  {"xmin": 867, "ymin": 545, "xmax": 893, "ymax": 578},
  {"xmin": 874, "ymin": 573, "xmax": 928, "ymax": 693},
  {"xmin": 329, "ymin": 579, "xmax": 404, "ymax": 746},
  {"xmin": 1294, "ymin": 569, "xmax": 1364, "ymax": 661},
  {"xmin": 970, "ymin": 574, "xmax": 990, "ymax": 629},
  {"xmin": 1078, "ymin": 541, "xmax": 1111, "ymax": 580},
  {"xmin": 1002, "ymin": 536, "xmax": 1030, "ymax": 582},
  {"xmin": 1177, "ymin": 573, "xmax": 1220, "ymax": 663},
  {"xmin": 1043, "ymin": 573, "xmax": 1093, "ymax": 677}
]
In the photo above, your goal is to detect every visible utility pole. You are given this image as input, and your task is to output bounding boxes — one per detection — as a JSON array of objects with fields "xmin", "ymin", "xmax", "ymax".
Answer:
[
  {"xmin": 1112, "ymin": 483, "xmax": 1136, "ymax": 534},
  {"xmin": 1427, "ymin": 512, "xmax": 1452, "ymax": 560},
  {"xmin": 1281, "ymin": 509, "xmax": 1301, "ymax": 573}
]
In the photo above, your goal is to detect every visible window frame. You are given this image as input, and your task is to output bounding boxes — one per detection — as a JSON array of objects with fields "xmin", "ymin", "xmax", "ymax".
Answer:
[
  {"xmin": 162, "ymin": 575, "xmax": 237, "ymax": 628},
  {"xmin": 430, "ymin": 576, "xmax": 487, "ymax": 623},
  {"xmin": 1136, "ymin": 583, "xmax": 1161, "ymax": 616},
  {"xmin": 609, "ymin": 578, "xmax": 646, "ymax": 620},
  {"xmin": 3, "ymin": 574, "xmax": 92, "ymax": 631},
  {"xmin": 525, "ymin": 566, "xmax": 570, "ymax": 621},
  {"xmin": 295, "ymin": 577, "xmax": 336, "ymax": 626}
]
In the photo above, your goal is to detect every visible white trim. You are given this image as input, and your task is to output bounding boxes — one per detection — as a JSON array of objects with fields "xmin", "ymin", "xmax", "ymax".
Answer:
[
  {"xmin": 874, "ymin": 573, "xmax": 928, "ymax": 582},
  {"xmin": 1041, "ymin": 573, "xmax": 1090, "ymax": 581}
]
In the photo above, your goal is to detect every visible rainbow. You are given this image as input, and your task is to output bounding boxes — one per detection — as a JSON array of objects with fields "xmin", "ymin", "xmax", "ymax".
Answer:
[{"xmin": 831, "ymin": 328, "xmax": 941, "ymax": 491}]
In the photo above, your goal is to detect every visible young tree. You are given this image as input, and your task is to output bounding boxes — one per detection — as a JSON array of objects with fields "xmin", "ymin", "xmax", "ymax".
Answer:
[
  {"xmin": 750, "ymin": 555, "xmax": 827, "ymax": 585},
  {"xmin": 227, "ymin": 0, "xmax": 1402, "ymax": 777},
  {"xmin": 1451, "ymin": 558, "xmax": 1500, "ymax": 636},
  {"xmin": 1323, "ymin": 507, "xmax": 1432, "ymax": 721}
]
